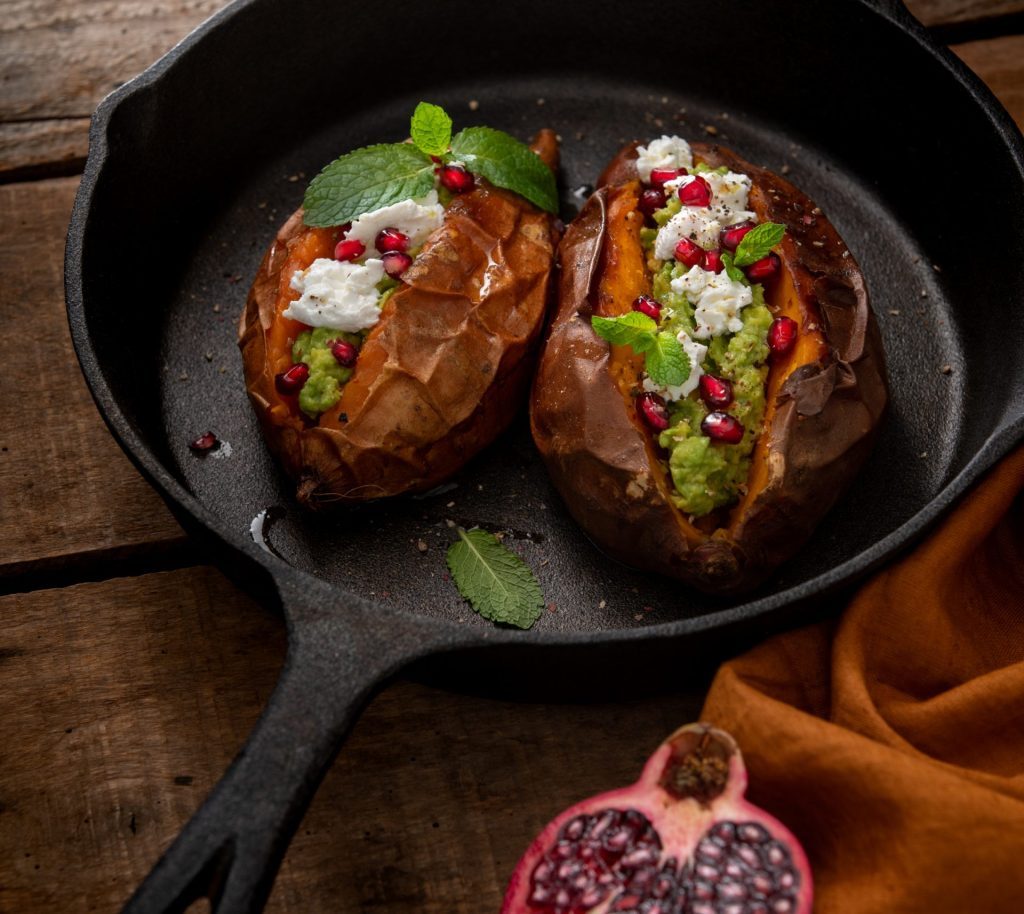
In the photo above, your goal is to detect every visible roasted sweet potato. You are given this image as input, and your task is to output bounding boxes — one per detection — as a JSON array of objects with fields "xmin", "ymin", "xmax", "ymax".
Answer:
[
  {"xmin": 530, "ymin": 140, "xmax": 887, "ymax": 593},
  {"xmin": 240, "ymin": 130, "xmax": 560, "ymax": 505}
]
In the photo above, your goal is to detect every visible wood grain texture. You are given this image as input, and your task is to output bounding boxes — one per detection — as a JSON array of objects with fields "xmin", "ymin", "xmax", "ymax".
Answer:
[
  {"xmin": 0, "ymin": 0, "xmax": 1019, "ymax": 175},
  {"xmin": 907, "ymin": 0, "xmax": 1024, "ymax": 24},
  {"xmin": 952, "ymin": 34, "xmax": 1024, "ymax": 128},
  {"xmin": 0, "ymin": 567, "xmax": 705, "ymax": 912},
  {"xmin": 0, "ymin": 178, "xmax": 184, "ymax": 577}
]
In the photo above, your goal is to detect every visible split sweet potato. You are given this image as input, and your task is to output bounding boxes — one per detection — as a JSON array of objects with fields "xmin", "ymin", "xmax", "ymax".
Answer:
[
  {"xmin": 240, "ymin": 131, "xmax": 560, "ymax": 505},
  {"xmin": 530, "ymin": 141, "xmax": 887, "ymax": 593}
]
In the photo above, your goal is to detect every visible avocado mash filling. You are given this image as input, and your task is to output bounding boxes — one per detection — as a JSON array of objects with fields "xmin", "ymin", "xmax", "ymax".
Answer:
[
  {"xmin": 593, "ymin": 137, "xmax": 785, "ymax": 519},
  {"xmin": 290, "ymin": 327, "xmax": 362, "ymax": 417}
]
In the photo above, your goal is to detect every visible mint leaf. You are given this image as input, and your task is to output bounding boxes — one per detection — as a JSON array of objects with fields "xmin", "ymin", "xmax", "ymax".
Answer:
[
  {"xmin": 446, "ymin": 528, "xmax": 544, "ymax": 629},
  {"xmin": 303, "ymin": 143, "xmax": 435, "ymax": 227},
  {"xmin": 733, "ymin": 222, "xmax": 786, "ymax": 267},
  {"xmin": 450, "ymin": 127, "xmax": 558, "ymax": 213},
  {"xmin": 646, "ymin": 332, "xmax": 691, "ymax": 386},
  {"xmin": 410, "ymin": 102, "xmax": 452, "ymax": 157},
  {"xmin": 720, "ymin": 251, "xmax": 748, "ymax": 285},
  {"xmin": 591, "ymin": 312, "xmax": 657, "ymax": 349}
]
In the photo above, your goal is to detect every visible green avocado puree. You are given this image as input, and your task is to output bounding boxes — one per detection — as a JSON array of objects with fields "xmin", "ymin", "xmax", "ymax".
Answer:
[
  {"xmin": 639, "ymin": 183, "xmax": 774, "ymax": 517},
  {"xmin": 291, "ymin": 327, "xmax": 361, "ymax": 417}
]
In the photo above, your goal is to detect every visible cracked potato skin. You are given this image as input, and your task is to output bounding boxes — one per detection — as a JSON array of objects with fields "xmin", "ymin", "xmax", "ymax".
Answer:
[
  {"xmin": 530, "ymin": 142, "xmax": 888, "ymax": 594},
  {"xmin": 240, "ymin": 131, "xmax": 560, "ymax": 506}
]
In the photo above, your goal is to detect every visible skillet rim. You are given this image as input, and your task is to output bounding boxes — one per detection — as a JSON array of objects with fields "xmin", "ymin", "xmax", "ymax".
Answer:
[{"xmin": 65, "ymin": 0, "xmax": 1024, "ymax": 648}]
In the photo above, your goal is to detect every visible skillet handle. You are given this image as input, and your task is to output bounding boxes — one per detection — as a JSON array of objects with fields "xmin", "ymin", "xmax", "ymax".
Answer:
[{"xmin": 122, "ymin": 575, "xmax": 454, "ymax": 914}]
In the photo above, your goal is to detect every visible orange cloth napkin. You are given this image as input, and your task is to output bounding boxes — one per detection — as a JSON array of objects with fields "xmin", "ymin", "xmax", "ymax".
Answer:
[{"xmin": 701, "ymin": 447, "xmax": 1024, "ymax": 912}]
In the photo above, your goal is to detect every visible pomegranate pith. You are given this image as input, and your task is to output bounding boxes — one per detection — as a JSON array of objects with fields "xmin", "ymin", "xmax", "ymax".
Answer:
[{"xmin": 502, "ymin": 724, "xmax": 812, "ymax": 914}]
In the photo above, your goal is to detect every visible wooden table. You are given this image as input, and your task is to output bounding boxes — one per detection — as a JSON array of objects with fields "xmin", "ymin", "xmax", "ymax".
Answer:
[{"xmin": 1, "ymin": 2, "xmax": 1021, "ymax": 910}]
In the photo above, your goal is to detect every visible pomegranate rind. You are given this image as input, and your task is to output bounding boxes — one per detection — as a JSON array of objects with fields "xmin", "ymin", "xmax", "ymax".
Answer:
[
  {"xmin": 501, "ymin": 723, "xmax": 812, "ymax": 914},
  {"xmin": 530, "ymin": 140, "xmax": 888, "ymax": 593},
  {"xmin": 239, "ymin": 131, "xmax": 561, "ymax": 506}
]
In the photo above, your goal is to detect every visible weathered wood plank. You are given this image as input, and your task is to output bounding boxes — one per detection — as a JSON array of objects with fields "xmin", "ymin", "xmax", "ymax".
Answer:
[
  {"xmin": 0, "ymin": 0, "xmax": 1021, "ymax": 174},
  {"xmin": 908, "ymin": 0, "xmax": 1024, "ymax": 24},
  {"xmin": 0, "ymin": 118, "xmax": 90, "ymax": 181},
  {"xmin": 0, "ymin": 178, "xmax": 184, "ymax": 576},
  {"xmin": 0, "ymin": 566, "xmax": 706, "ymax": 912},
  {"xmin": 951, "ymin": 34, "xmax": 1024, "ymax": 129}
]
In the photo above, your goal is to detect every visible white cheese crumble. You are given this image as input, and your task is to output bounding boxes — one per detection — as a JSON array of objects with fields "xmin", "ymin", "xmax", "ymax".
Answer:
[
  {"xmin": 635, "ymin": 135, "xmax": 694, "ymax": 184},
  {"xmin": 671, "ymin": 266, "xmax": 753, "ymax": 339},
  {"xmin": 654, "ymin": 207, "xmax": 722, "ymax": 260},
  {"xmin": 664, "ymin": 171, "xmax": 754, "ymax": 228},
  {"xmin": 642, "ymin": 331, "xmax": 708, "ymax": 401},
  {"xmin": 284, "ymin": 257, "xmax": 386, "ymax": 331},
  {"xmin": 345, "ymin": 190, "xmax": 445, "ymax": 257}
]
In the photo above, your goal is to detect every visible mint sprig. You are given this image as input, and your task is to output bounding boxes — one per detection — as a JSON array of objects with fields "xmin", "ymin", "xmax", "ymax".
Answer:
[
  {"xmin": 446, "ymin": 528, "xmax": 544, "ymax": 629},
  {"xmin": 303, "ymin": 103, "xmax": 558, "ymax": 227},
  {"xmin": 449, "ymin": 126, "xmax": 558, "ymax": 214},
  {"xmin": 410, "ymin": 102, "xmax": 452, "ymax": 157},
  {"xmin": 647, "ymin": 331, "xmax": 691, "ymax": 387},
  {"xmin": 303, "ymin": 144, "xmax": 435, "ymax": 228},
  {"xmin": 733, "ymin": 222, "xmax": 786, "ymax": 267},
  {"xmin": 720, "ymin": 251, "xmax": 749, "ymax": 285},
  {"xmin": 591, "ymin": 313, "xmax": 691, "ymax": 387}
]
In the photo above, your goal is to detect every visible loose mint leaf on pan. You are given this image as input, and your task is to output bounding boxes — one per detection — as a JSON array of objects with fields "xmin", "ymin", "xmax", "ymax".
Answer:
[
  {"xmin": 446, "ymin": 528, "xmax": 544, "ymax": 629},
  {"xmin": 303, "ymin": 144, "xmax": 435, "ymax": 227},
  {"xmin": 410, "ymin": 101, "xmax": 452, "ymax": 157},
  {"xmin": 450, "ymin": 127, "xmax": 558, "ymax": 214},
  {"xmin": 591, "ymin": 312, "xmax": 658, "ymax": 349},
  {"xmin": 646, "ymin": 332, "xmax": 691, "ymax": 387},
  {"xmin": 732, "ymin": 222, "xmax": 786, "ymax": 267}
]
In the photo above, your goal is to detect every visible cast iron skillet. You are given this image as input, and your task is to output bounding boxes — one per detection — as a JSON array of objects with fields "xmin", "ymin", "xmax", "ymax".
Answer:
[{"xmin": 66, "ymin": 0, "xmax": 1024, "ymax": 910}]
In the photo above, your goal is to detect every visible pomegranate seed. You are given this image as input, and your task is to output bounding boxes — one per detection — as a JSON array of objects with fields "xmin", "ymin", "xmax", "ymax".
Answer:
[
  {"xmin": 637, "ymin": 392, "xmax": 670, "ymax": 430},
  {"xmin": 375, "ymin": 227, "xmax": 409, "ymax": 253},
  {"xmin": 632, "ymin": 295, "xmax": 662, "ymax": 320},
  {"xmin": 701, "ymin": 411, "xmax": 744, "ymax": 444},
  {"xmin": 381, "ymin": 251, "xmax": 413, "ymax": 279},
  {"xmin": 745, "ymin": 252, "xmax": 781, "ymax": 282},
  {"xmin": 699, "ymin": 375, "xmax": 734, "ymax": 409},
  {"xmin": 674, "ymin": 238, "xmax": 704, "ymax": 267},
  {"xmin": 720, "ymin": 222, "xmax": 754, "ymax": 251},
  {"xmin": 275, "ymin": 363, "xmax": 310, "ymax": 395},
  {"xmin": 334, "ymin": 238, "xmax": 365, "ymax": 262},
  {"xmin": 439, "ymin": 164, "xmax": 475, "ymax": 194},
  {"xmin": 678, "ymin": 175, "xmax": 712, "ymax": 208},
  {"xmin": 638, "ymin": 188, "xmax": 667, "ymax": 218},
  {"xmin": 650, "ymin": 167, "xmax": 685, "ymax": 187},
  {"xmin": 330, "ymin": 340, "xmax": 358, "ymax": 367},
  {"xmin": 702, "ymin": 249, "xmax": 724, "ymax": 274},
  {"xmin": 188, "ymin": 431, "xmax": 219, "ymax": 453},
  {"xmin": 768, "ymin": 316, "xmax": 798, "ymax": 356}
]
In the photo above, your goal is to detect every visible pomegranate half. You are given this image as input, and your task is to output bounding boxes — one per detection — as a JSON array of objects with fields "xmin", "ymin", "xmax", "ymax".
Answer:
[{"xmin": 501, "ymin": 723, "xmax": 812, "ymax": 914}]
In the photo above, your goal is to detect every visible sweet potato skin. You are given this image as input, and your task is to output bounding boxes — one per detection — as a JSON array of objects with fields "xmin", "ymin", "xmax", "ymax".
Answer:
[
  {"xmin": 240, "ymin": 132, "xmax": 560, "ymax": 505},
  {"xmin": 530, "ymin": 142, "xmax": 888, "ymax": 593}
]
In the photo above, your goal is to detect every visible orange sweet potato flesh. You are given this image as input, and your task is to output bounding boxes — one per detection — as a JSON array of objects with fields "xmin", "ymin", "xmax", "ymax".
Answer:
[
  {"xmin": 530, "ymin": 142, "xmax": 888, "ymax": 593},
  {"xmin": 240, "ymin": 131, "xmax": 561, "ymax": 505}
]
